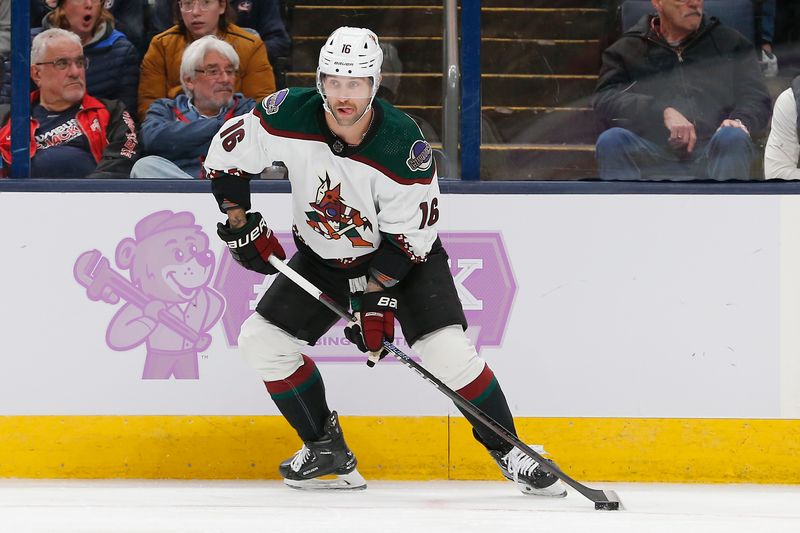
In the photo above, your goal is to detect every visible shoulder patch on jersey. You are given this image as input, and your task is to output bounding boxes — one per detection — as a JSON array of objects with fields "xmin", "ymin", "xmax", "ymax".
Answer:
[
  {"xmin": 406, "ymin": 140, "xmax": 433, "ymax": 172},
  {"xmin": 253, "ymin": 87, "xmax": 323, "ymax": 139},
  {"xmin": 263, "ymin": 88, "xmax": 290, "ymax": 115},
  {"xmin": 355, "ymin": 99, "xmax": 436, "ymax": 184}
]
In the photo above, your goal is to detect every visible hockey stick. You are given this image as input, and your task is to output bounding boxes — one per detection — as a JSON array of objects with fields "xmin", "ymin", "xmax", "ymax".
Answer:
[{"xmin": 266, "ymin": 255, "xmax": 623, "ymax": 511}]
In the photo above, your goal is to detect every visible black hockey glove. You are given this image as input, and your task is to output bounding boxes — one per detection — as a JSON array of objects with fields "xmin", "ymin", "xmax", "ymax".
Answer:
[
  {"xmin": 344, "ymin": 292, "xmax": 398, "ymax": 367},
  {"xmin": 217, "ymin": 211, "xmax": 285, "ymax": 275}
]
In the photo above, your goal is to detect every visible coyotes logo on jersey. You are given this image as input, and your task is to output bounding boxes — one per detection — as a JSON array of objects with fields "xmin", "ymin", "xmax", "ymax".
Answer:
[{"xmin": 305, "ymin": 174, "xmax": 373, "ymax": 247}]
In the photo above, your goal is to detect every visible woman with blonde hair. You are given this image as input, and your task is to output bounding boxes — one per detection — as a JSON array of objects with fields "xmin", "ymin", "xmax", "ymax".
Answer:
[
  {"xmin": 138, "ymin": 0, "xmax": 275, "ymax": 119},
  {"xmin": 40, "ymin": 0, "xmax": 140, "ymax": 119}
]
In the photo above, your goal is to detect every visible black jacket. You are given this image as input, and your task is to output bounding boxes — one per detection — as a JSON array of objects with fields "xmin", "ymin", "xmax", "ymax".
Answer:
[{"xmin": 592, "ymin": 15, "xmax": 772, "ymax": 145}]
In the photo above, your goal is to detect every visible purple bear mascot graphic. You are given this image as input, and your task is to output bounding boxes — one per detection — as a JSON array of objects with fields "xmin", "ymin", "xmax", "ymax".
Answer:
[{"xmin": 74, "ymin": 211, "xmax": 225, "ymax": 379}]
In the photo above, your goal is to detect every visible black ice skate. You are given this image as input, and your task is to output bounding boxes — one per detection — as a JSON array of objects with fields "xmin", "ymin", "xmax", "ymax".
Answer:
[
  {"xmin": 279, "ymin": 411, "xmax": 366, "ymax": 490},
  {"xmin": 490, "ymin": 445, "xmax": 567, "ymax": 497}
]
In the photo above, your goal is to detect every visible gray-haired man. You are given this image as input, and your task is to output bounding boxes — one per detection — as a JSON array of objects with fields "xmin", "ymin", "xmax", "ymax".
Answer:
[{"xmin": 131, "ymin": 34, "xmax": 255, "ymax": 179}]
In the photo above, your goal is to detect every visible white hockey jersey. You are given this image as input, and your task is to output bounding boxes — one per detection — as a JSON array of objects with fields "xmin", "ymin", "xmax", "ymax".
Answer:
[{"xmin": 204, "ymin": 88, "xmax": 440, "ymax": 274}]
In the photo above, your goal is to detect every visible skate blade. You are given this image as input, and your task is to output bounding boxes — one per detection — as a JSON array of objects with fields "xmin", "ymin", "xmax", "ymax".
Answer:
[
  {"xmin": 284, "ymin": 468, "xmax": 367, "ymax": 491},
  {"xmin": 518, "ymin": 479, "xmax": 568, "ymax": 498}
]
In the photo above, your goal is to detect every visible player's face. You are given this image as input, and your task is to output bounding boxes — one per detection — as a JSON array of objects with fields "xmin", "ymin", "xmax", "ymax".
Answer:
[
  {"xmin": 31, "ymin": 39, "xmax": 87, "ymax": 109},
  {"xmin": 321, "ymin": 75, "xmax": 373, "ymax": 126},
  {"xmin": 186, "ymin": 50, "xmax": 236, "ymax": 114},
  {"xmin": 62, "ymin": 0, "xmax": 102, "ymax": 42},
  {"xmin": 653, "ymin": 0, "xmax": 703, "ymax": 34},
  {"xmin": 180, "ymin": 0, "xmax": 226, "ymax": 38}
]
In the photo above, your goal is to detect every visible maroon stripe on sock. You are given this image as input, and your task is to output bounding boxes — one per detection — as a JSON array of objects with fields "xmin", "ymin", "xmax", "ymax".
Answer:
[
  {"xmin": 264, "ymin": 355, "xmax": 318, "ymax": 395},
  {"xmin": 456, "ymin": 363, "xmax": 495, "ymax": 401}
]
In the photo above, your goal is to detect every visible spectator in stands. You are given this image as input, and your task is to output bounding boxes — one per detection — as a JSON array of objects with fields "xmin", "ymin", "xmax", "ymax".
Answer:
[
  {"xmin": 151, "ymin": 0, "xmax": 289, "ymax": 66},
  {"xmin": 230, "ymin": 0, "xmax": 289, "ymax": 64},
  {"xmin": 31, "ymin": 0, "xmax": 51, "ymax": 27},
  {"xmin": 139, "ymin": 0, "xmax": 275, "ymax": 118},
  {"xmin": 37, "ymin": 0, "xmax": 140, "ymax": 120},
  {"xmin": 774, "ymin": 0, "xmax": 800, "ymax": 79},
  {"xmin": 131, "ymin": 35, "xmax": 255, "ymax": 178},
  {"xmin": 764, "ymin": 78, "xmax": 800, "ymax": 180},
  {"xmin": 98, "ymin": 0, "xmax": 148, "ymax": 58},
  {"xmin": 593, "ymin": 0, "xmax": 771, "ymax": 181},
  {"xmin": 0, "ymin": 1, "xmax": 9, "ymax": 58},
  {"xmin": 755, "ymin": 1, "xmax": 778, "ymax": 78},
  {"xmin": 1, "ymin": 2, "xmax": 11, "ymax": 106},
  {"xmin": 0, "ymin": 28, "xmax": 139, "ymax": 178},
  {"xmin": 33, "ymin": 0, "xmax": 147, "ymax": 57}
]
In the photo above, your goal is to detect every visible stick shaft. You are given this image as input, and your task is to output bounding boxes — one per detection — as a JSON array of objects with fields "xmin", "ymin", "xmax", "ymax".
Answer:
[{"xmin": 266, "ymin": 255, "xmax": 620, "ymax": 508}]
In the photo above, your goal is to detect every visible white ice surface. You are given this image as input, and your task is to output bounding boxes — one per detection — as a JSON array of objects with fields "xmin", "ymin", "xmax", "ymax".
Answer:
[{"xmin": 0, "ymin": 479, "xmax": 798, "ymax": 533}]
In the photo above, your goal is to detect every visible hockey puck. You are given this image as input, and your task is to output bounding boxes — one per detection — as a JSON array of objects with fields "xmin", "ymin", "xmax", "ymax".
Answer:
[{"xmin": 595, "ymin": 501, "xmax": 620, "ymax": 511}]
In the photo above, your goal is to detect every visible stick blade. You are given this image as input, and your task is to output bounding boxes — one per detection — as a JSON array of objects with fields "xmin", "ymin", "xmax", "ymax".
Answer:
[{"xmin": 594, "ymin": 490, "xmax": 623, "ymax": 511}]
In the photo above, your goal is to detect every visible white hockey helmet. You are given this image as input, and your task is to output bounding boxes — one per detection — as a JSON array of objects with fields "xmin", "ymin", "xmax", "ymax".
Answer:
[{"xmin": 316, "ymin": 27, "xmax": 383, "ymax": 116}]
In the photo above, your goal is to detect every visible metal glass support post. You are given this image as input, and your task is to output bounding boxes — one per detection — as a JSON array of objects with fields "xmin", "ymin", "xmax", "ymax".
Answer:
[
  {"xmin": 10, "ymin": 0, "xmax": 31, "ymax": 178},
  {"xmin": 442, "ymin": 0, "xmax": 460, "ymax": 179},
  {"xmin": 460, "ymin": 0, "xmax": 480, "ymax": 180}
]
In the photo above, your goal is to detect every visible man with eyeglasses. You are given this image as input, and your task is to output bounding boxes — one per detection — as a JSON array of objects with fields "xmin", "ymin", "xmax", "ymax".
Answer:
[
  {"xmin": 138, "ymin": 0, "xmax": 275, "ymax": 119},
  {"xmin": 131, "ymin": 35, "xmax": 255, "ymax": 179},
  {"xmin": 0, "ymin": 28, "xmax": 139, "ymax": 178}
]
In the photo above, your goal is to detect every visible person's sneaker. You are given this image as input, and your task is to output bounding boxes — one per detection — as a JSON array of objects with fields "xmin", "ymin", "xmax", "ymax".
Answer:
[
  {"xmin": 490, "ymin": 445, "xmax": 567, "ymax": 497},
  {"xmin": 278, "ymin": 411, "xmax": 366, "ymax": 490}
]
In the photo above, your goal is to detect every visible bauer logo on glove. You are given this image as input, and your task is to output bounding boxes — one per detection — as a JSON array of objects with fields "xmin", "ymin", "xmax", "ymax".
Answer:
[
  {"xmin": 344, "ymin": 292, "xmax": 398, "ymax": 366},
  {"xmin": 223, "ymin": 213, "xmax": 271, "ymax": 249},
  {"xmin": 217, "ymin": 211, "xmax": 286, "ymax": 275}
]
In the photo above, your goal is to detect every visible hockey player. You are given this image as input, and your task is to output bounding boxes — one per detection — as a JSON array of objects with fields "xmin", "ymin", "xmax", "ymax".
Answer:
[{"xmin": 205, "ymin": 26, "xmax": 567, "ymax": 497}]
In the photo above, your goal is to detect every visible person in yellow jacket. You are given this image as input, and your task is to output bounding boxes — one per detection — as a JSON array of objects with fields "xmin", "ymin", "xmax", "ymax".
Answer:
[{"xmin": 138, "ymin": 0, "xmax": 275, "ymax": 119}]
